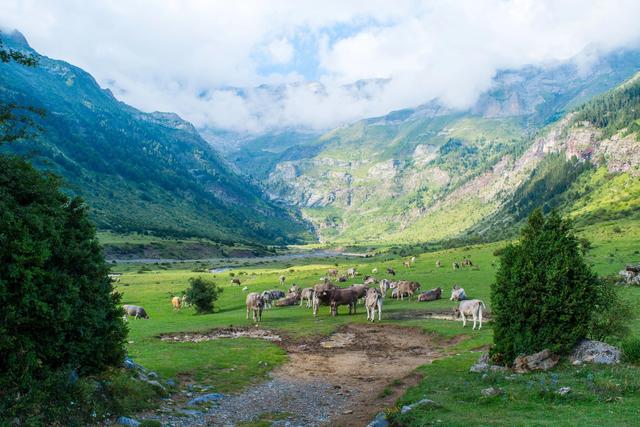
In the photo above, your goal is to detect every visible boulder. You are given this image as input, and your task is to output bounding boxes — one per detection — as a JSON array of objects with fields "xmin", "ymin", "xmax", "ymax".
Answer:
[
  {"xmin": 481, "ymin": 387, "xmax": 504, "ymax": 397},
  {"xmin": 570, "ymin": 340, "xmax": 620, "ymax": 365},
  {"xmin": 366, "ymin": 412, "xmax": 389, "ymax": 427},
  {"xmin": 115, "ymin": 416, "xmax": 140, "ymax": 427},
  {"xmin": 187, "ymin": 392, "xmax": 225, "ymax": 406},
  {"xmin": 513, "ymin": 349, "xmax": 559, "ymax": 373},
  {"xmin": 400, "ymin": 398, "xmax": 438, "ymax": 414},
  {"xmin": 469, "ymin": 353, "xmax": 490, "ymax": 373},
  {"xmin": 556, "ymin": 387, "xmax": 572, "ymax": 396}
]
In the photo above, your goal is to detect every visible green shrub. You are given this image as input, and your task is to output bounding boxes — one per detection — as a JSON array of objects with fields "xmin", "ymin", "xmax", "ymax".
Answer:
[
  {"xmin": 185, "ymin": 277, "xmax": 223, "ymax": 314},
  {"xmin": 0, "ymin": 156, "xmax": 128, "ymax": 424},
  {"xmin": 491, "ymin": 209, "xmax": 605, "ymax": 364},
  {"xmin": 621, "ymin": 338, "xmax": 640, "ymax": 364}
]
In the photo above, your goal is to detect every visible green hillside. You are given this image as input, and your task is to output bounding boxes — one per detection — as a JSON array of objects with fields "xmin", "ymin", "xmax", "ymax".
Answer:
[
  {"xmin": 0, "ymin": 31, "xmax": 312, "ymax": 246},
  {"xmin": 244, "ymin": 55, "xmax": 640, "ymax": 245}
]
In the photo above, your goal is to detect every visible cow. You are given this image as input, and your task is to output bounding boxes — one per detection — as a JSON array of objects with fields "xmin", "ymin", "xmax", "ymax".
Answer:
[
  {"xmin": 289, "ymin": 284, "xmax": 300, "ymax": 294},
  {"xmin": 395, "ymin": 281, "xmax": 420, "ymax": 301},
  {"xmin": 455, "ymin": 299, "xmax": 486, "ymax": 330},
  {"xmin": 450, "ymin": 286, "xmax": 467, "ymax": 301},
  {"xmin": 386, "ymin": 267, "xmax": 396, "ymax": 276},
  {"xmin": 181, "ymin": 294, "xmax": 190, "ymax": 308},
  {"xmin": 379, "ymin": 279, "xmax": 392, "ymax": 296},
  {"xmin": 365, "ymin": 288, "xmax": 383, "ymax": 322},
  {"xmin": 411, "ymin": 256, "xmax": 416, "ymax": 264},
  {"xmin": 436, "ymin": 260, "xmax": 442, "ymax": 268},
  {"xmin": 261, "ymin": 290, "xmax": 274, "ymax": 309},
  {"xmin": 327, "ymin": 268, "xmax": 339, "ymax": 277},
  {"xmin": 231, "ymin": 278, "xmax": 242, "ymax": 285},
  {"xmin": 279, "ymin": 275, "xmax": 286, "ymax": 285},
  {"xmin": 171, "ymin": 296, "xmax": 181, "ymax": 310},
  {"xmin": 299, "ymin": 288, "xmax": 315, "ymax": 308},
  {"xmin": 371, "ymin": 268, "xmax": 378, "ymax": 274},
  {"xmin": 462, "ymin": 258, "xmax": 473, "ymax": 267},
  {"xmin": 452, "ymin": 262, "xmax": 460, "ymax": 270},
  {"xmin": 364, "ymin": 276, "xmax": 377, "ymax": 286},
  {"xmin": 312, "ymin": 282, "xmax": 337, "ymax": 317},
  {"xmin": 403, "ymin": 260, "xmax": 411, "ymax": 268},
  {"xmin": 245, "ymin": 292, "xmax": 264, "ymax": 322},
  {"xmin": 349, "ymin": 284, "xmax": 369, "ymax": 302},
  {"xmin": 338, "ymin": 275, "xmax": 348, "ymax": 283},
  {"xmin": 417, "ymin": 287, "xmax": 442, "ymax": 302},
  {"xmin": 270, "ymin": 290, "xmax": 286, "ymax": 299},
  {"xmin": 327, "ymin": 288, "xmax": 358, "ymax": 316},
  {"xmin": 347, "ymin": 267, "xmax": 357, "ymax": 278},
  {"xmin": 123, "ymin": 305, "xmax": 149, "ymax": 319}
]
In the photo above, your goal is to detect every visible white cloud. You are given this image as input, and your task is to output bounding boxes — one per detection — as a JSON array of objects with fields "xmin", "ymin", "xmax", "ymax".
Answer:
[
  {"xmin": 266, "ymin": 38, "xmax": 294, "ymax": 64},
  {"xmin": 1, "ymin": 0, "xmax": 640, "ymax": 133}
]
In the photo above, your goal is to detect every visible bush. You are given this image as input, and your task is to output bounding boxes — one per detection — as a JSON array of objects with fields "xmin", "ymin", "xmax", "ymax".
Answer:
[
  {"xmin": 491, "ymin": 209, "xmax": 606, "ymax": 364},
  {"xmin": 587, "ymin": 276, "xmax": 631, "ymax": 341},
  {"xmin": 621, "ymin": 338, "xmax": 640, "ymax": 364},
  {"xmin": 185, "ymin": 277, "xmax": 223, "ymax": 314},
  {"xmin": 0, "ymin": 156, "xmax": 127, "ymax": 423}
]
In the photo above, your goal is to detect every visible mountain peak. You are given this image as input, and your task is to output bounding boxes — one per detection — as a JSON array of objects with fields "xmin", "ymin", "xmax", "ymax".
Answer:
[{"xmin": 0, "ymin": 29, "xmax": 31, "ymax": 48}]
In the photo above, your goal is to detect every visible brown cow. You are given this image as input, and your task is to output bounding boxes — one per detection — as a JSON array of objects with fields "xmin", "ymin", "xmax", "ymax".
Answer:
[
  {"xmin": 327, "ymin": 268, "xmax": 339, "ymax": 277},
  {"xmin": 403, "ymin": 260, "xmax": 411, "ymax": 268},
  {"xmin": 417, "ymin": 287, "xmax": 442, "ymax": 302},
  {"xmin": 349, "ymin": 284, "xmax": 369, "ymax": 302},
  {"xmin": 299, "ymin": 288, "xmax": 315, "ymax": 308},
  {"xmin": 328, "ymin": 288, "xmax": 358, "ymax": 316},
  {"xmin": 395, "ymin": 281, "xmax": 420, "ymax": 301},
  {"xmin": 313, "ymin": 282, "xmax": 337, "ymax": 317},
  {"xmin": 171, "ymin": 296, "xmax": 181, "ymax": 310},
  {"xmin": 245, "ymin": 292, "xmax": 264, "ymax": 322},
  {"xmin": 231, "ymin": 278, "xmax": 242, "ymax": 285}
]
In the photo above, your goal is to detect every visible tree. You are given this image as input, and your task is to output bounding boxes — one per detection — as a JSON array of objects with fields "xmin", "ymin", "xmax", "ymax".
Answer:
[
  {"xmin": 185, "ymin": 277, "xmax": 223, "ymax": 314},
  {"xmin": 490, "ymin": 209, "xmax": 605, "ymax": 364},
  {"xmin": 0, "ymin": 36, "xmax": 127, "ymax": 423}
]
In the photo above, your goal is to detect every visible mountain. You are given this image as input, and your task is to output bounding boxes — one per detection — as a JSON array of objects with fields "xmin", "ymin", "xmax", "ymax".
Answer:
[
  {"xmin": 0, "ymin": 31, "xmax": 312, "ymax": 245},
  {"xmin": 230, "ymin": 50, "xmax": 640, "ymax": 244}
]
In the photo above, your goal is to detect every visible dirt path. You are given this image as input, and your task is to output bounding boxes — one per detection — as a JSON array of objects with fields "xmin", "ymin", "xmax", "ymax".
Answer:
[{"xmin": 151, "ymin": 324, "xmax": 454, "ymax": 426}]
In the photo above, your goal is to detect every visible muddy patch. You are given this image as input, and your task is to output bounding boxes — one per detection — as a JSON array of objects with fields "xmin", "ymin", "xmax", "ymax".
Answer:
[
  {"xmin": 159, "ymin": 327, "xmax": 282, "ymax": 343},
  {"xmin": 387, "ymin": 308, "xmax": 491, "ymax": 322},
  {"xmin": 151, "ymin": 323, "xmax": 452, "ymax": 426}
]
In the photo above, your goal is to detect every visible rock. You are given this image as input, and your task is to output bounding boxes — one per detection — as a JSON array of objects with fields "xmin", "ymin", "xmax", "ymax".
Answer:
[
  {"xmin": 123, "ymin": 357, "xmax": 136, "ymax": 370},
  {"xmin": 115, "ymin": 416, "xmax": 140, "ymax": 427},
  {"xmin": 556, "ymin": 387, "xmax": 572, "ymax": 396},
  {"xmin": 145, "ymin": 380, "xmax": 167, "ymax": 393},
  {"xmin": 178, "ymin": 409, "xmax": 202, "ymax": 416},
  {"xmin": 147, "ymin": 371, "xmax": 158, "ymax": 379},
  {"xmin": 400, "ymin": 398, "xmax": 437, "ymax": 414},
  {"xmin": 513, "ymin": 349, "xmax": 559, "ymax": 373},
  {"xmin": 367, "ymin": 412, "xmax": 389, "ymax": 427},
  {"xmin": 187, "ymin": 392, "xmax": 225, "ymax": 406},
  {"xmin": 166, "ymin": 379, "xmax": 177, "ymax": 387},
  {"xmin": 469, "ymin": 353, "xmax": 490, "ymax": 372},
  {"xmin": 570, "ymin": 340, "xmax": 621, "ymax": 365},
  {"xmin": 481, "ymin": 387, "xmax": 504, "ymax": 397}
]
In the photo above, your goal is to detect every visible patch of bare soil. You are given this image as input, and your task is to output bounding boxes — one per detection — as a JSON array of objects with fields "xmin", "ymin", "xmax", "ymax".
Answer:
[
  {"xmin": 159, "ymin": 328, "xmax": 283, "ymax": 343},
  {"xmin": 148, "ymin": 324, "xmax": 455, "ymax": 426},
  {"xmin": 276, "ymin": 323, "xmax": 449, "ymax": 427},
  {"xmin": 386, "ymin": 308, "xmax": 491, "ymax": 322}
]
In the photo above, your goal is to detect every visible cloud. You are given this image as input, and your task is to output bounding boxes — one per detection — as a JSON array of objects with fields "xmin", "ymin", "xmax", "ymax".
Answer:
[
  {"xmin": 1, "ymin": 0, "xmax": 640, "ymax": 133},
  {"xmin": 266, "ymin": 38, "xmax": 294, "ymax": 64}
]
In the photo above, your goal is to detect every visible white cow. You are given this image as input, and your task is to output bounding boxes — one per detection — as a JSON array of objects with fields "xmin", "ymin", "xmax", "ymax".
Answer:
[
  {"xmin": 379, "ymin": 279, "xmax": 392, "ymax": 297},
  {"xmin": 456, "ymin": 299, "xmax": 485, "ymax": 330},
  {"xmin": 450, "ymin": 286, "xmax": 467, "ymax": 301},
  {"xmin": 365, "ymin": 288, "xmax": 383, "ymax": 322}
]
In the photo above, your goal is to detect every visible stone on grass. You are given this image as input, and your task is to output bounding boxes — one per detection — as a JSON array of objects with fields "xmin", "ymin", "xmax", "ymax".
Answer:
[
  {"xmin": 513, "ymin": 349, "xmax": 559, "ymax": 373},
  {"xmin": 469, "ymin": 353, "xmax": 490, "ymax": 373},
  {"xmin": 400, "ymin": 398, "xmax": 437, "ymax": 414},
  {"xmin": 556, "ymin": 387, "xmax": 572, "ymax": 396},
  {"xmin": 115, "ymin": 416, "xmax": 140, "ymax": 427},
  {"xmin": 187, "ymin": 392, "xmax": 225, "ymax": 406},
  {"xmin": 570, "ymin": 340, "xmax": 620, "ymax": 365},
  {"xmin": 366, "ymin": 412, "xmax": 389, "ymax": 427},
  {"xmin": 480, "ymin": 387, "xmax": 504, "ymax": 397}
]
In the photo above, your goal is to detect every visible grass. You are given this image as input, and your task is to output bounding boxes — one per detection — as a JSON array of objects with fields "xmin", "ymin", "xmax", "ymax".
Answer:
[{"xmin": 116, "ymin": 217, "xmax": 640, "ymax": 424}]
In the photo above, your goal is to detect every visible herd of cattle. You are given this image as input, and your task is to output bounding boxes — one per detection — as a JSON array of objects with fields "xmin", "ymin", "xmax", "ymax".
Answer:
[{"xmin": 121, "ymin": 257, "xmax": 486, "ymax": 330}]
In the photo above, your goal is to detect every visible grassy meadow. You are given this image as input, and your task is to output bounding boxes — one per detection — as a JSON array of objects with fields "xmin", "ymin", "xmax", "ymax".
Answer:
[{"xmin": 114, "ymin": 219, "xmax": 640, "ymax": 425}]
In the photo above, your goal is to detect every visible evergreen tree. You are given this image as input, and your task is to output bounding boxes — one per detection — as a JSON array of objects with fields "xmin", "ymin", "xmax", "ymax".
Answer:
[{"xmin": 490, "ymin": 209, "xmax": 602, "ymax": 363}]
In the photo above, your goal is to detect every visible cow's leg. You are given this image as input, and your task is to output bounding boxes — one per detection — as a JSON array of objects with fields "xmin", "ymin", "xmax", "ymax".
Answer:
[
  {"xmin": 472, "ymin": 311, "xmax": 477, "ymax": 330},
  {"xmin": 246, "ymin": 307, "xmax": 249, "ymax": 320},
  {"xmin": 377, "ymin": 300, "xmax": 382, "ymax": 321},
  {"xmin": 478, "ymin": 307, "xmax": 483, "ymax": 330},
  {"xmin": 461, "ymin": 312, "xmax": 466, "ymax": 327}
]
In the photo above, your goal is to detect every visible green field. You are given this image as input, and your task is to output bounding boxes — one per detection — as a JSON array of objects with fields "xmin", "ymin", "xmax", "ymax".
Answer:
[{"xmin": 116, "ymin": 219, "xmax": 640, "ymax": 425}]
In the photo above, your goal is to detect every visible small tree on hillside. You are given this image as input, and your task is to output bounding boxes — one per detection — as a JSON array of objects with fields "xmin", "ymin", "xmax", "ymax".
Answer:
[
  {"xmin": 490, "ymin": 209, "xmax": 605, "ymax": 364},
  {"xmin": 185, "ymin": 277, "xmax": 223, "ymax": 314}
]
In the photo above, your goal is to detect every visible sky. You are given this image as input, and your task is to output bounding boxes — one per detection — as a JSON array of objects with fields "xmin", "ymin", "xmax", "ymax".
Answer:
[{"xmin": 2, "ymin": 0, "xmax": 640, "ymax": 133}]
